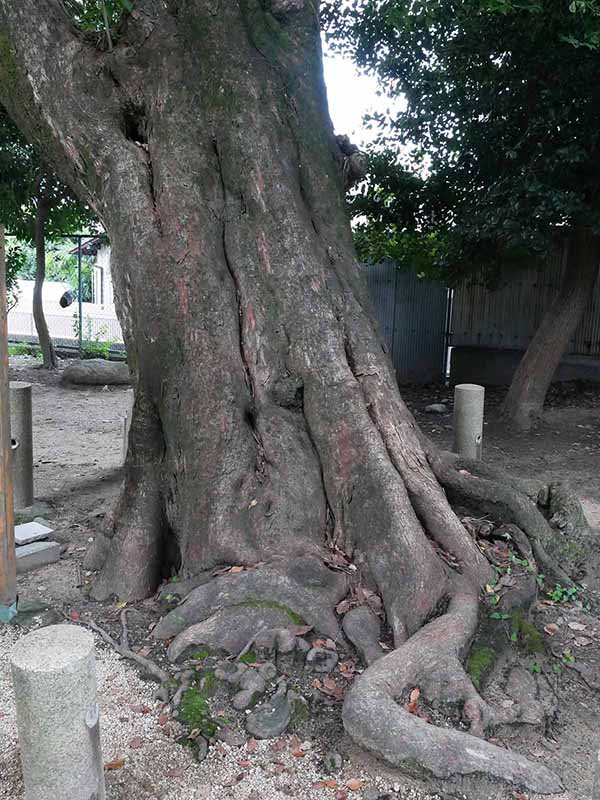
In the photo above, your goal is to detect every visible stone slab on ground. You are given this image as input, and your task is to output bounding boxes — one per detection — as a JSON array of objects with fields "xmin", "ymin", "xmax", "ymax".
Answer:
[
  {"xmin": 14, "ymin": 520, "xmax": 53, "ymax": 546},
  {"xmin": 16, "ymin": 541, "xmax": 61, "ymax": 574}
]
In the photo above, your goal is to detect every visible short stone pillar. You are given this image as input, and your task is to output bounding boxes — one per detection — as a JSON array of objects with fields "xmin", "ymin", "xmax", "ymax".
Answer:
[
  {"xmin": 10, "ymin": 381, "xmax": 33, "ymax": 509},
  {"xmin": 453, "ymin": 383, "xmax": 485, "ymax": 460},
  {"xmin": 10, "ymin": 624, "xmax": 106, "ymax": 800}
]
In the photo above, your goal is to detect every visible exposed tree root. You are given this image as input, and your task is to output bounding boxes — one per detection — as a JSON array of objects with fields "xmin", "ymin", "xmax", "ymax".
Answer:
[
  {"xmin": 430, "ymin": 450, "xmax": 577, "ymax": 587},
  {"xmin": 342, "ymin": 585, "xmax": 562, "ymax": 794},
  {"xmin": 153, "ymin": 555, "xmax": 348, "ymax": 644},
  {"xmin": 69, "ymin": 610, "xmax": 169, "ymax": 684}
]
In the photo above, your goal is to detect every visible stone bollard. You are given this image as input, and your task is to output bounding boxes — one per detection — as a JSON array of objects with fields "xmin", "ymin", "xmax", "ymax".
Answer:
[
  {"xmin": 453, "ymin": 383, "xmax": 485, "ymax": 460},
  {"xmin": 10, "ymin": 381, "xmax": 33, "ymax": 509},
  {"xmin": 10, "ymin": 624, "xmax": 106, "ymax": 800}
]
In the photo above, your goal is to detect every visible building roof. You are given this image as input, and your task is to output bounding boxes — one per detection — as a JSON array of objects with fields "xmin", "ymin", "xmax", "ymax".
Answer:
[{"xmin": 68, "ymin": 234, "xmax": 109, "ymax": 257}]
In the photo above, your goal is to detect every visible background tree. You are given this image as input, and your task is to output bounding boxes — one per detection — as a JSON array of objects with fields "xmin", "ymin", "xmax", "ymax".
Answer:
[
  {"xmin": 327, "ymin": 0, "xmax": 600, "ymax": 429},
  {"xmin": 0, "ymin": 108, "xmax": 94, "ymax": 367},
  {"xmin": 0, "ymin": 2, "xmax": 596, "ymax": 791}
]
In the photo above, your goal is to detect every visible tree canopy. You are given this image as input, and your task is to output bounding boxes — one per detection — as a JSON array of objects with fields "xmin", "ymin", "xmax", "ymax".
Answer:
[{"xmin": 326, "ymin": 0, "xmax": 600, "ymax": 281}]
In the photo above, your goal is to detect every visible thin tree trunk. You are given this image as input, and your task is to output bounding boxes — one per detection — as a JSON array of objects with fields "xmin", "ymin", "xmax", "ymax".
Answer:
[
  {"xmin": 32, "ymin": 187, "xmax": 57, "ymax": 369},
  {"xmin": 503, "ymin": 228, "xmax": 600, "ymax": 430}
]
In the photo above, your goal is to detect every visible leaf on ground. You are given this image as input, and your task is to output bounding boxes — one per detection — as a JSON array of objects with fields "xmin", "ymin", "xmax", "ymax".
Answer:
[
  {"xmin": 165, "ymin": 768, "xmax": 185, "ymax": 778},
  {"xmin": 104, "ymin": 759, "xmax": 125, "ymax": 770},
  {"xmin": 574, "ymin": 636, "xmax": 593, "ymax": 646},
  {"xmin": 129, "ymin": 737, "xmax": 143, "ymax": 749},
  {"xmin": 158, "ymin": 713, "xmax": 169, "ymax": 726},
  {"xmin": 115, "ymin": 600, "xmax": 128, "ymax": 608},
  {"xmin": 137, "ymin": 646, "xmax": 152, "ymax": 657},
  {"xmin": 312, "ymin": 638, "xmax": 328, "ymax": 649},
  {"xmin": 568, "ymin": 622, "xmax": 587, "ymax": 631},
  {"xmin": 406, "ymin": 687, "xmax": 420, "ymax": 715},
  {"xmin": 68, "ymin": 610, "xmax": 80, "ymax": 621},
  {"xmin": 345, "ymin": 778, "xmax": 363, "ymax": 790},
  {"xmin": 544, "ymin": 623, "xmax": 559, "ymax": 636},
  {"xmin": 336, "ymin": 791, "xmax": 348, "ymax": 800},
  {"xmin": 271, "ymin": 738, "xmax": 287, "ymax": 752},
  {"xmin": 319, "ymin": 677, "xmax": 345, "ymax": 700},
  {"xmin": 247, "ymin": 738, "xmax": 258, "ymax": 752},
  {"xmin": 239, "ymin": 759, "xmax": 250, "ymax": 768},
  {"xmin": 229, "ymin": 565, "xmax": 245, "ymax": 574},
  {"xmin": 291, "ymin": 748, "xmax": 306, "ymax": 758},
  {"xmin": 313, "ymin": 779, "xmax": 337, "ymax": 789},
  {"xmin": 336, "ymin": 599, "xmax": 353, "ymax": 615},
  {"xmin": 512, "ymin": 792, "xmax": 529, "ymax": 800}
]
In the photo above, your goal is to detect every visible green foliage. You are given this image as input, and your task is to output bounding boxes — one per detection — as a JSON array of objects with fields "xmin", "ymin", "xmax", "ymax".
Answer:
[
  {"xmin": 238, "ymin": 649, "xmax": 258, "ymax": 664},
  {"xmin": 326, "ymin": 0, "xmax": 600, "ymax": 281},
  {"xmin": 73, "ymin": 316, "xmax": 116, "ymax": 359},
  {"xmin": 547, "ymin": 583, "xmax": 581, "ymax": 603},
  {"xmin": 8, "ymin": 343, "xmax": 41, "ymax": 358}
]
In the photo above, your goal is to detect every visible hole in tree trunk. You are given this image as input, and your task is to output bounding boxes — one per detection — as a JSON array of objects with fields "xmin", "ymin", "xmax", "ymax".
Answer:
[{"xmin": 121, "ymin": 101, "xmax": 148, "ymax": 144}]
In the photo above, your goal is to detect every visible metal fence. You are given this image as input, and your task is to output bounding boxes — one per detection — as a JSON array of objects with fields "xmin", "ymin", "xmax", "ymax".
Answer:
[
  {"xmin": 8, "ymin": 309, "xmax": 124, "ymax": 350},
  {"xmin": 364, "ymin": 261, "xmax": 449, "ymax": 383},
  {"xmin": 451, "ymin": 247, "xmax": 600, "ymax": 356}
]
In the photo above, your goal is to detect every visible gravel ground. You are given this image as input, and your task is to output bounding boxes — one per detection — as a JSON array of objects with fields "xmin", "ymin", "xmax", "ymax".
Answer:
[{"xmin": 0, "ymin": 622, "xmax": 443, "ymax": 800}]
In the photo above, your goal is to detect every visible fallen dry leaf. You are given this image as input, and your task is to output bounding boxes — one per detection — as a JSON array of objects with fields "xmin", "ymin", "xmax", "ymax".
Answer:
[
  {"xmin": 129, "ymin": 737, "xmax": 143, "ymax": 749},
  {"xmin": 574, "ymin": 636, "xmax": 593, "ymax": 647},
  {"xmin": 165, "ymin": 768, "xmax": 185, "ymax": 778},
  {"xmin": 568, "ymin": 622, "xmax": 587, "ymax": 631},
  {"xmin": 158, "ymin": 713, "xmax": 169, "ymax": 726},
  {"xmin": 247, "ymin": 738, "xmax": 258, "ymax": 752},
  {"xmin": 313, "ymin": 779, "xmax": 338, "ymax": 789},
  {"xmin": 544, "ymin": 623, "xmax": 559, "ymax": 636},
  {"xmin": 345, "ymin": 777, "xmax": 363, "ymax": 791},
  {"xmin": 104, "ymin": 759, "xmax": 125, "ymax": 770}
]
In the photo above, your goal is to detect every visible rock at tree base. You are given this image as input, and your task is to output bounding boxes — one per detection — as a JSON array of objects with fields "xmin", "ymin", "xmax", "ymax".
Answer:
[
  {"xmin": 246, "ymin": 683, "xmax": 292, "ymax": 739},
  {"xmin": 425, "ymin": 403, "xmax": 448, "ymax": 414},
  {"xmin": 305, "ymin": 647, "xmax": 338, "ymax": 673},
  {"xmin": 61, "ymin": 359, "xmax": 130, "ymax": 386}
]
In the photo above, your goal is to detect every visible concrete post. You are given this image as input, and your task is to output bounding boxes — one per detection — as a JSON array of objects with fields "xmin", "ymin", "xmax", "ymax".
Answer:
[
  {"xmin": 10, "ymin": 624, "xmax": 106, "ymax": 800},
  {"xmin": 453, "ymin": 383, "xmax": 485, "ymax": 460},
  {"xmin": 10, "ymin": 381, "xmax": 33, "ymax": 509}
]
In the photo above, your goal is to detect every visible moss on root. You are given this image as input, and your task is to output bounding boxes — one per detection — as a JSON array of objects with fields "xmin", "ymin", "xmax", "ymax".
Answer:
[
  {"xmin": 511, "ymin": 610, "xmax": 545, "ymax": 654},
  {"xmin": 233, "ymin": 598, "xmax": 305, "ymax": 626},
  {"xmin": 467, "ymin": 645, "xmax": 496, "ymax": 689}
]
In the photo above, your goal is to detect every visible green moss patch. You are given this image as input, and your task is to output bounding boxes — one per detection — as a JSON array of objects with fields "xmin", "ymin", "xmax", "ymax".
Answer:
[{"xmin": 467, "ymin": 645, "xmax": 496, "ymax": 689}]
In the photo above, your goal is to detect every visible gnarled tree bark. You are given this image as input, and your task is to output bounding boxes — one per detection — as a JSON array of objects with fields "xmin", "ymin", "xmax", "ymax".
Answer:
[
  {"xmin": 0, "ymin": 1, "xmax": 594, "ymax": 794},
  {"xmin": 503, "ymin": 227, "xmax": 600, "ymax": 431}
]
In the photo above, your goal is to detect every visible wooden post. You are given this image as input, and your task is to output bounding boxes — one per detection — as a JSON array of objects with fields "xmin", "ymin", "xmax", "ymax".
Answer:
[{"xmin": 0, "ymin": 225, "xmax": 17, "ymax": 621}]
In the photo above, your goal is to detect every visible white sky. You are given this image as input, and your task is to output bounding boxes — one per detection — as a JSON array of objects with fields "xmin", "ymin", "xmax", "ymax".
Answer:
[
  {"xmin": 322, "ymin": 44, "xmax": 404, "ymax": 147},
  {"xmin": 322, "ymin": 46, "xmax": 381, "ymax": 145}
]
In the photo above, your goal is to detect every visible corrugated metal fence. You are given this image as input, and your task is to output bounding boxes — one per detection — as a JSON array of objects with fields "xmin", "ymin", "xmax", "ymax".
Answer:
[
  {"xmin": 452, "ymin": 246, "xmax": 600, "ymax": 356},
  {"xmin": 364, "ymin": 261, "xmax": 449, "ymax": 383}
]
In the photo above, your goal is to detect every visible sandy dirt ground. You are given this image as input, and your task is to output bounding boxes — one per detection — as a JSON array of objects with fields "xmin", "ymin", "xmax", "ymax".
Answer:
[{"xmin": 1, "ymin": 356, "xmax": 599, "ymax": 800}]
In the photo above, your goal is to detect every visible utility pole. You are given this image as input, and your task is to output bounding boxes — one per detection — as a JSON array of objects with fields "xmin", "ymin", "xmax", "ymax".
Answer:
[{"xmin": 0, "ymin": 225, "xmax": 17, "ymax": 622}]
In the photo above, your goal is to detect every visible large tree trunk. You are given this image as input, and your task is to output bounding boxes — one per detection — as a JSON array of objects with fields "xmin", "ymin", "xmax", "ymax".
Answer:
[
  {"xmin": 32, "ymin": 187, "xmax": 58, "ymax": 369},
  {"xmin": 0, "ymin": 1, "xmax": 593, "ymax": 793},
  {"xmin": 503, "ymin": 228, "xmax": 600, "ymax": 431}
]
